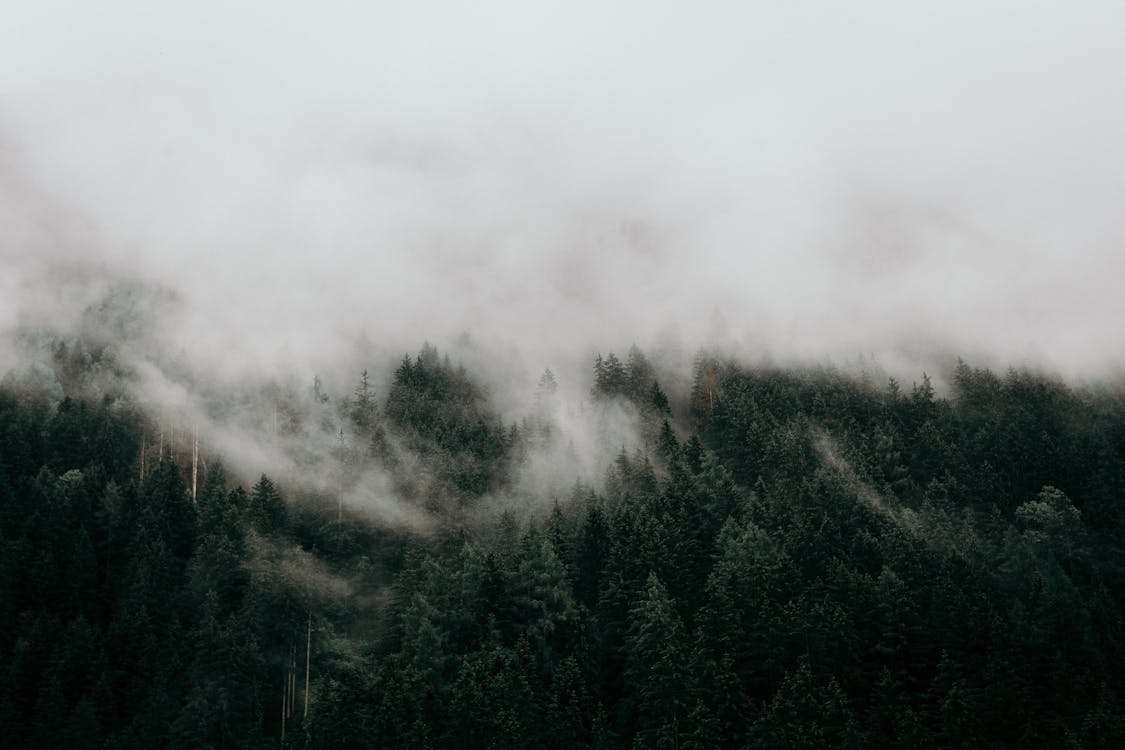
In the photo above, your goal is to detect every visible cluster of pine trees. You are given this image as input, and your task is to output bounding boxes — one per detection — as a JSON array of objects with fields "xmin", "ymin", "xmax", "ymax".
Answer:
[{"xmin": 1, "ymin": 341, "xmax": 1124, "ymax": 748}]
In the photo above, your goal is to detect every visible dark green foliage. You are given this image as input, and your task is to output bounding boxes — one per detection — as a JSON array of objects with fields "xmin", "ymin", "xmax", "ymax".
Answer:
[
  {"xmin": 247, "ymin": 474, "xmax": 287, "ymax": 534},
  {"xmin": 656, "ymin": 419, "xmax": 679, "ymax": 461},
  {"xmin": 624, "ymin": 573, "xmax": 691, "ymax": 747},
  {"xmin": 592, "ymin": 353, "xmax": 628, "ymax": 399},
  {"xmin": 3, "ymin": 350, "xmax": 1125, "ymax": 749},
  {"xmin": 385, "ymin": 344, "xmax": 512, "ymax": 497},
  {"xmin": 748, "ymin": 657, "xmax": 857, "ymax": 749},
  {"xmin": 139, "ymin": 460, "xmax": 195, "ymax": 561}
]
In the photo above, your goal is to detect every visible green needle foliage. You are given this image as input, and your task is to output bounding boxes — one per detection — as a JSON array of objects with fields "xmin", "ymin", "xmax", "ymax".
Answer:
[{"xmin": 1, "ymin": 346, "xmax": 1124, "ymax": 748}]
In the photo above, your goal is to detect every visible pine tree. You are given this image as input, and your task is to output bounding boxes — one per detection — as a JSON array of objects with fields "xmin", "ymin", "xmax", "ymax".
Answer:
[
  {"xmin": 351, "ymin": 369, "xmax": 377, "ymax": 433},
  {"xmin": 625, "ymin": 573, "xmax": 689, "ymax": 748},
  {"xmin": 649, "ymin": 381, "xmax": 670, "ymax": 415}
]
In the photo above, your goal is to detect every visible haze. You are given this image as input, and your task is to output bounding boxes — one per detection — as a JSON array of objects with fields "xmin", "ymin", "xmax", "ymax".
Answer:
[{"xmin": 4, "ymin": 1, "xmax": 1125, "ymax": 382}]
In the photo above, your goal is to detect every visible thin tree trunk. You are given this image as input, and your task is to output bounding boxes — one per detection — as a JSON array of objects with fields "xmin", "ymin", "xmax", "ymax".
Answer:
[
  {"xmin": 289, "ymin": 646, "xmax": 296, "ymax": 716},
  {"xmin": 304, "ymin": 614, "xmax": 311, "ymax": 719},
  {"xmin": 140, "ymin": 432, "xmax": 146, "ymax": 482},
  {"xmin": 191, "ymin": 426, "xmax": 199, "ymax": 503},
  {"xmin": 280, "ymin": 672, "xmax": 287, "ymax": 742}
]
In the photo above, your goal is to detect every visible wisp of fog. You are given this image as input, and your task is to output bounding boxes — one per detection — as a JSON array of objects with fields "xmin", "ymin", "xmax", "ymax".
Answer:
[{"xmin": 3, "ymin": 2, "xmax": 1125, "ymax": 513}]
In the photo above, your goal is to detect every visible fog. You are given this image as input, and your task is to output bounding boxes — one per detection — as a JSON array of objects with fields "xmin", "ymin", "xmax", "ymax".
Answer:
[{"xmin": 4, "ymin": 4, "xmax": 1125, "ymax": 421}]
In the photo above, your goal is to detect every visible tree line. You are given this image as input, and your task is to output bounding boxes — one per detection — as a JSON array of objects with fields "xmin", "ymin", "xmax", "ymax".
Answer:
[{"xmin": 1, "ymin": 343, "xmax": 1124, "ymax": 747}]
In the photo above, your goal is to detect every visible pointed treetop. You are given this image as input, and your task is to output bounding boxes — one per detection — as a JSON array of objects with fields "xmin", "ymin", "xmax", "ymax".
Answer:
[{"xmin": 537, "ymin": 368, "xmax": 559, "ymax": 395}]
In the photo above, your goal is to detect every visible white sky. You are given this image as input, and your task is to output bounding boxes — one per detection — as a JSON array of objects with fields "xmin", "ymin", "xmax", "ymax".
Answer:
[{"xmin": 4, "ymin": 1, "xmax": 1125, "ymax": 380}]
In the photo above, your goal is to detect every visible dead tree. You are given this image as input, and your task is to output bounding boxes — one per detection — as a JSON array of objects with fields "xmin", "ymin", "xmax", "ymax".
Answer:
[
  {"xmin": 191, "ymin": 426, "xmax": 199, "ymax": 503},
  {"xmin": 303, "ymin": 614, "xmax": 312, "ymax": 719}
]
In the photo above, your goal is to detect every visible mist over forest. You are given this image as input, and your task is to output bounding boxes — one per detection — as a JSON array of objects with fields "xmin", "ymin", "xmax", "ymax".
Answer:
[{"xmin": 4, "ymin": 2, "xmax": 1125, "ymax": 748}]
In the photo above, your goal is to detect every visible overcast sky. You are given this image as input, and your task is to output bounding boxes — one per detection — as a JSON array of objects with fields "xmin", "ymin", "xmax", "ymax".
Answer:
[{"xmin": 4, "ymin": 1, "xmax": 1125, "ymax": 382}]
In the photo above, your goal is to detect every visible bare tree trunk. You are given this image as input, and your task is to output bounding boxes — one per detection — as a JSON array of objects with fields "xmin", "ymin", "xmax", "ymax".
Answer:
[
  {"xmin": 191, "ymin": 426, "xmax": 199, "ymax": 503},
  {"xmin": 158, "ymin": 425, "xmax": 163, "ymax": 461},
  {"xmin": 280, "ymin": 672, "xmax": 287, "ymax": 742},
  {"xmin": 304, "ymin": 614, "xmax": 311, "ymax": 719},
  {"xmin": 140, "ymin": 432, "xmax": 146, "ymax": 482}
]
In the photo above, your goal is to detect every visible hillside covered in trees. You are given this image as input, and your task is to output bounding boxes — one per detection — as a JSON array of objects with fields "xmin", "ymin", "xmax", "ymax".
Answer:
[{"xmin": 2, "ymin": 341, "xmax": 1125, "ymax": 748}]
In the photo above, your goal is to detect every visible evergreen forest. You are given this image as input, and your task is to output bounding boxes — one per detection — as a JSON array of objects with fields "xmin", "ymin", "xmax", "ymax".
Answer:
[{"xmin": 3, "ymin": 339, "xmax": 1125, "ymax": 749}]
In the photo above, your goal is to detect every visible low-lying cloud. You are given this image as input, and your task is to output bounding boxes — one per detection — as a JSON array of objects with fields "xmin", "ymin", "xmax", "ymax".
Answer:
[{"xmin": 4, "ymin": 1, "xmax": 1125, "ymax": 386}]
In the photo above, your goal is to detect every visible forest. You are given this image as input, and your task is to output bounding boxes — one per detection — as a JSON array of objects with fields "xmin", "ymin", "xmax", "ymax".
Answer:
[{"xmin": 2, "ymin": 338, "xmax": 1124, "ymax": 749}]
